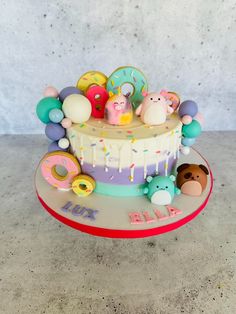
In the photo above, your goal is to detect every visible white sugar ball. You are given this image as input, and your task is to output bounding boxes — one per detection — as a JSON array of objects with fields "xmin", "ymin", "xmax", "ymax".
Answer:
[
  {"xmin": 62, "ymin": 94, "xmax": 92, "ymax": 123},
  {"xmin": 58, "ymin": 138, "xmax": 70, "ymax": 149},
  {"xmin": 180, "ymin": 146, "xmax": 190, "ymax": 155}
]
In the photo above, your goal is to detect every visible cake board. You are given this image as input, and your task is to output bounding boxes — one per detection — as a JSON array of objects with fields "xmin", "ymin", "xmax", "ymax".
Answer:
[{"xmin": 35, "ymin": 148, "xmax": 213, "ymax": 238}]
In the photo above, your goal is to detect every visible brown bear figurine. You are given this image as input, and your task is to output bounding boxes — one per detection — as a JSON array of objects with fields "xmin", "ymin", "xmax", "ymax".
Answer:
[{"xmin": 176, "ymin": 164, "xmax": 209, "ymax": 196}]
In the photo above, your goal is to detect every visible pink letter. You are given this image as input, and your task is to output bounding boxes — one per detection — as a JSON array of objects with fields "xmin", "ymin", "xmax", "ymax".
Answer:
[
  {"xmin": 142, "ymin": 211, "xmax": 156, "ymax": 223},
  {"xmin": 166, "ymin": 205, "xmax": 182, "ymax": 217},
  {"xmin": 129, "ymin": 212, "xmax": 144, "ymax": 224},
  {"xmin": 154, "ymin": 209, "xmax": 169, "ymax": 221}
]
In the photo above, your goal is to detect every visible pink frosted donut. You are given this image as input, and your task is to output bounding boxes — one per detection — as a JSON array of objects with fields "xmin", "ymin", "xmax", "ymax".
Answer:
[{"xmin": 41, "ymin": 151, "xmax": 81, "ymax": 189}]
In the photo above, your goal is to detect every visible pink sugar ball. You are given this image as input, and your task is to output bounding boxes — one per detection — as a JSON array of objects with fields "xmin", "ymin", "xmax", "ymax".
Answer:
[
  {"xmin": 61, "ymin": 117, "xmax": 72, "ymax": 128},
  {"xmin": 181, "ymin": 115, "xmax": 192, "ymax": 125},
  {"xmin": 43, "ymin": 86, "xmax": 59, "ymax": 98},
  {"xmin": 194, "ymin": 112, "xmax": 204, "ymax": 126}
]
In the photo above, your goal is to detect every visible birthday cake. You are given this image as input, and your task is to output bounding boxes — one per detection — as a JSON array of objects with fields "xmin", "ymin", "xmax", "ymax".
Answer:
[{"xmin": 35, "ymin": 66, "xmax": 212, "ymax": 237}]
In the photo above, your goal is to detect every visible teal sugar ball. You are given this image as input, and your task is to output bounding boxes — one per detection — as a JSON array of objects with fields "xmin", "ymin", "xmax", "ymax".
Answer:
[
  {"xmin": 49, "ymin": 108, "xmax": 64, "ymax": 123},
  {"xmin": 182, "ymin": 120, "xmax": 202, "ymax": 138},
  {"xmin": 36, "ymin": 97, "xmax": 62, "ymax": 124}
]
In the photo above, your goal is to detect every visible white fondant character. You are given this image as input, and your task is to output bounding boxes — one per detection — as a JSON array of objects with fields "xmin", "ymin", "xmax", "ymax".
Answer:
[
  {"xmin": 135, "ymin": 91, "xmax": 174, "ymax": 125},
  {"xmin": 144, "ymin": 175, "xmax": 181, "ymax": 206}
]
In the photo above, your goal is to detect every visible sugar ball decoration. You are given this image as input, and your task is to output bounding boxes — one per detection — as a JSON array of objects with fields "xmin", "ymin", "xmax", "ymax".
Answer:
[
  {"xmin": 181, "ymin": 137, "xmax": 196, "ymax": 147},
  {"xmin": 62, "ymin": 94, "xmax": 92, "ymax": 123},
  {"xmin": 194, "ymin": 112, "xmax": 204, "ymax": 126},
  {"xmin": 43, "ymin": 86, "xmax": 59, "ymax": 98},
  {"xmin": 182, "ymin": 120, "xmax": 202, "ymax": 138},
  {"xmin": 48, "ymin": 141, "xmax": 66, "ymax": 152},
  {"xmin": 36, "ymin": 97, "xmax": 62, "ymax": 124},
  {"xmin": 61, "ymin": 118, "xmax": 72, "ymax": 129},
  {"xmin": 179, "ymin": 100, "xmax": 198, "ymax": 118},
  {"xmin": 181, "ymin": 115, "xmax": 192, "ymax": 125},
  {"xmin": 59, "ymin": 86, "xmax": 81, "ymax": 103},
  {"xmin": 49, "ymin": 108, "xmax": 64, "ymax": 123},
  {"xmin": 45, "ymin": 122, "xmax": 65, "ymax": 141},
  {"xmin": 180, "ymin": 146, "xmax": 190, "ymax": 155},
  {"xmin": 58, "ymin": 138, "xmax": 70, "ymax": 149}
]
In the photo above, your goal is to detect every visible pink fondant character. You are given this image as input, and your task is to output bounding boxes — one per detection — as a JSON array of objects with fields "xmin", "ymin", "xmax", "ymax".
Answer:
[
  {"xmin": 105, "ymin": 93, "xmax": 133, "ymax": 125},
  {"xmin": 135, "ymin": 91, "xmax": 174, "ymax": 125}
]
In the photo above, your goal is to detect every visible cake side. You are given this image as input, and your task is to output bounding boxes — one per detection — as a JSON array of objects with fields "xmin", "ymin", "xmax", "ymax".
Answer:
[{"xmin": 67, "ymin": 114, "xmax": 182, "ymax": 196}]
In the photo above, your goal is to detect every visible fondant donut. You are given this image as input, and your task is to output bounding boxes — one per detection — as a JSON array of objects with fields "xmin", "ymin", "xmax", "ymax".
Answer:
[
  {"xmin": 41, "ymin": 151, "xmax": 81, "ymax": 190},
  {"xmin": 76, "ymin": 71, "xmax": 107, "ymax": 93},
  {"xmin": 164, "ymin": 91, "xmax": 180, "ymax": 111},
  {"xmin": 106, "ymin": 66, "xmax": 148, "ymax": 109},
  {"xmin": 72, "ymin": 174, "xmax": 96, "ymax": 197}
]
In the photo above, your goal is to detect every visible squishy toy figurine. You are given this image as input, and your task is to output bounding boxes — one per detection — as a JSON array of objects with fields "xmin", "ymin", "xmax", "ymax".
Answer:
[
  {"xmin": 105, "ymin": 92, "xmax": 133, "ymax": 125},
  {"xmin": 135, "ymin": 91, "xmax": 174, "ymax": 125},
  {"xmin": 176, "ymin": 163, "xmax": 209, "ymax": 196},
  {"xmin": 144, "ymin": 175, "xmax": 181, "ymax": 206}
]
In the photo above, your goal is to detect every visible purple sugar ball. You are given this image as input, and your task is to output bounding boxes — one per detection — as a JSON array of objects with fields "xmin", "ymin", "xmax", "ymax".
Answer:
[
  {"xmin": 48, "ymin": 141, "xmax": 67, "ymax": 152},
  {"xmin": 45, "ymin": 122, "xmax": 66, "ymax": 141},
  {"xmin": 59, "ymin": 86, "xmax": 81, "ymax": 102},
  {"xmin": 179, "ymin": 100, "xmax": 198, "ymax": 118}
]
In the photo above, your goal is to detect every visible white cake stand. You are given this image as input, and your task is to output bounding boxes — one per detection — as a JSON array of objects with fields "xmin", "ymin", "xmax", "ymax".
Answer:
[{"xmin": 35, "ymin": 148, "xmax": 213, "ymax": 238}]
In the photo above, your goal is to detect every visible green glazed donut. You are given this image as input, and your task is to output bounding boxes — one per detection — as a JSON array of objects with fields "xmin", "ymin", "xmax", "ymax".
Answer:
[{"xmin": 106, "ymin": 66, "xmax": 148, "ymax": 109}]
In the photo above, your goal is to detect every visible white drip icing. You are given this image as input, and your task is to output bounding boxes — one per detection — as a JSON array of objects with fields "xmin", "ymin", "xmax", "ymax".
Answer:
[
  {"xmin": 155, "ymin": 136, "xmax": 163, "ymax": 174},
  {"xmin": 130, "ymin": 143, "xmax": 135, "ymax": 182},
  {"xmin": 173, "ymin": 131, "xmax": 177, "ymax": 159},
  {"xmin": 103, "ymin": 141, "xmax": 109, "ymax": 172},
  {"xmin": 165, "ymin": 133, "xmax": 171, "ymax": 176},
  {"xmin": 118, "ymin": 146, "xmax": 123, "ymax": 173},
  {"xmin": 79, "ymin": 135, "xmax": 84, "ymax": 165},
  {"xmin": 177, "ymin": 132, "xmax": 181, "ymax": 159},
  {"xmin": 91, "ymin": 143, "xmax": 96, "ymax": 167},
  {"xmin": 143, "ymin": 146, "xmax": 148, "ymax": 179}
]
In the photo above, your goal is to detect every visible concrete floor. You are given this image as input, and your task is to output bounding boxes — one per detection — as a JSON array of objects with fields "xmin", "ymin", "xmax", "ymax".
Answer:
[{"xmin": 0, "ymin": 132, "xmax": 235, "ymax": 314}]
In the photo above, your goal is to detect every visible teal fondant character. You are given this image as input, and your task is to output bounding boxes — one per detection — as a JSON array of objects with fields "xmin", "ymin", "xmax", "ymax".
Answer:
[{"xmin": 144, "ymin": 175, "xmax": 181, "ymax": 205}]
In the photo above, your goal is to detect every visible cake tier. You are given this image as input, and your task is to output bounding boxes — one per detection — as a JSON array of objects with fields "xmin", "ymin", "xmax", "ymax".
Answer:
[{"xmin": 67, "ymin": 114, "xmax": 182, "ymax": 196}]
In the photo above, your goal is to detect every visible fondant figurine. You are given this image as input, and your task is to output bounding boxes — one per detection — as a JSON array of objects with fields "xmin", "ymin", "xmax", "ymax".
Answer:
[
  {"xmin": 135, "ymin": 91, "xmax": 174, "ymax": 125},
  {"xmin": 144, "ymin": 175, "xmax": 181, "ymax": 206},
  {"xmin": 176, "ymin": 163, "xmax": 209, "ymax": 196},
  {"xmin": 86, "ymin": 85, "xmax": 109, "ymax": 119},
  {"xmin": 105, "ymin": 92, "xmax": 133, "ymax": 125},
  {"xmin": 159, "ymin": 90, "xmax": 180, "ymax": 111}
]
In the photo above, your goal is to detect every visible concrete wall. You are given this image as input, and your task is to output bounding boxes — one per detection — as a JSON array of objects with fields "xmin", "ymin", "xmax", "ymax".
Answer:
[{"xmin": 0, "ymin": 0, "xmax": 235, "ymax": 133}]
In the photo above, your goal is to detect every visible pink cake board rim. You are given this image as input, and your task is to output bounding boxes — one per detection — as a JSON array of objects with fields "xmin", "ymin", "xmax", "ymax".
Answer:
[{"xmin": 35, "ymin": 149, "xmax": 213, "ymax": 239}]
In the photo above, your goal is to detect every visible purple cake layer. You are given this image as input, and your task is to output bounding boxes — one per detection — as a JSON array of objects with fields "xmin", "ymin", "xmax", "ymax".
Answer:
[{"xmin": 81, "ymin": 155, "xmax": 177, "ymax": 185}]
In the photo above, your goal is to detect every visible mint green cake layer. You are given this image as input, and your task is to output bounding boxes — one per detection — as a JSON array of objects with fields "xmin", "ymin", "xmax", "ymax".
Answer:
[{"xmin": 94, "ymin": 181, "xmax": 145, "ymax": 197}]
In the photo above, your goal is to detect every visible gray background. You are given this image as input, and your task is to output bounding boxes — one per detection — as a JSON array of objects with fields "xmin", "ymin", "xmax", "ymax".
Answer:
[{"xmin": 0, "ymin": 0, "xmax": 236, "ymax": 134}]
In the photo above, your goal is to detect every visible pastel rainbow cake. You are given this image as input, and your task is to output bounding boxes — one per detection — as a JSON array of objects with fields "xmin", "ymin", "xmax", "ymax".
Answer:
[{"xmin": 36, "ymin": 66, "xmax": 205, "ymax": 203}]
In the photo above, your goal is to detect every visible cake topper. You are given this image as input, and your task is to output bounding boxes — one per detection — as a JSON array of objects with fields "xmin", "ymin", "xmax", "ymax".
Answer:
[
  {"xmin": 86, "ymin": 85, "xmax": 109, "ymax": 119},
  {"xmin": 135, "ymin": 91, "xmax": 174, "ymax": 125},
  {"xmin": 106, "ymin": 66, "xmax": 148, "ymax": 109},
  {"xmin": 176, "ymin": 163, "xmax": 209, "ymax": 196},
  {"xmin": 105, "ymin": 90, "xmax": 133, "ymax": 125},
  {"xmin": 76, "ymin": 71, "xmax": 107, "ymax": 92},
  {"xmin": 158, "ymin": 90, "xmax": 180, "ymax": 111},
  {"xmin": 143, "ymin": 175, "xmax": 181, "ymax": 205}
]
